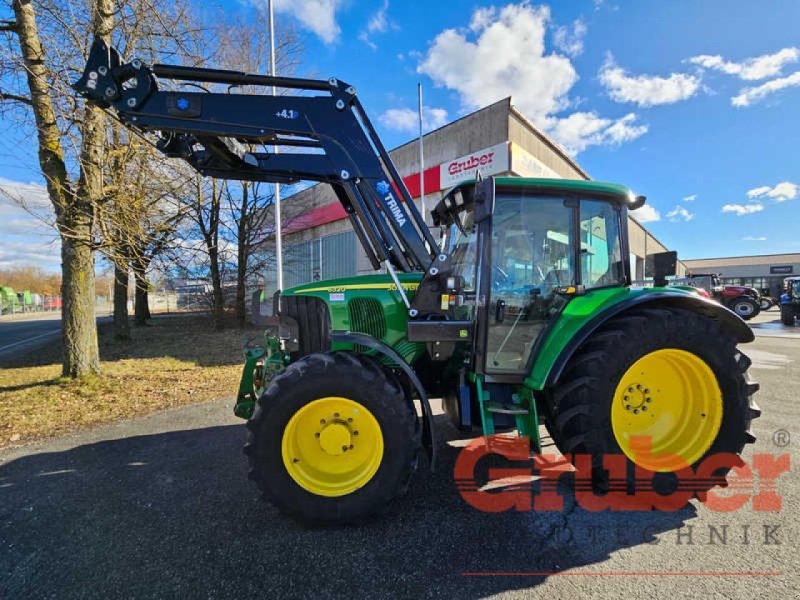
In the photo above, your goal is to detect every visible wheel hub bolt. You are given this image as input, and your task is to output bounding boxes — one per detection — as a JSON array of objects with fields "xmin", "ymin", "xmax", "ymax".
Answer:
[
  {"xmin": 625, "ymin": 404, "xmax": 632, "ymax": 411},
  {"xmin": 641, "ymin": 406, "xmax": 648, "ymax": 412},
  {"xmin": 353, "ymin": 431, "xmax": 359, "ymax": 436},
  {"xmin": 320, "ymin": 419, "xmax": 326, "ymax": 425},
  {"xmin": 633, "ymin": 409, "xmax": 639, "ymax": 414},
  {"xmin": 628, "ymin": 387, "xmax": 634, "ymax": 393},
  {"xmin": 645, "ymin": 397, "xmax": 652, "ymax": 403}
]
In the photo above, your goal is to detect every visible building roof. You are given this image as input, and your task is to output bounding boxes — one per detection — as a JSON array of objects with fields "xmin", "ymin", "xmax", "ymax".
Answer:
[
  {"xmin": 683, "ymin": 253, "xmax": 800, "ymax": 267},
  {"xmin": 508, "ymin": 104, "xmax": 590, "ymax": 180}
]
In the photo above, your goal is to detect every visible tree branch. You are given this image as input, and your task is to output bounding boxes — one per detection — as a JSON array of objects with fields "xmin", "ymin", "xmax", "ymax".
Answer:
[{"xmin": 0, "ymin": 89, "xmax": 32, "ymax": 105}]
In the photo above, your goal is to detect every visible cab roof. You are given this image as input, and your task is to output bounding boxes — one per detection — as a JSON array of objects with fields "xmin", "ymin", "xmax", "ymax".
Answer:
[{"xmin": 484, "ymin": 177, "xmax": 636, "ymax": 203}]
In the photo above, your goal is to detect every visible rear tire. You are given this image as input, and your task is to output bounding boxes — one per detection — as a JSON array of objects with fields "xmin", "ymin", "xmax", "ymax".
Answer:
[
  {"xmin": 245, "ymin": 351, "xmax": 419, "ymax": 525},
  {"xmin": 729, "ymin": 297, "xmax": 759, "ymax": 320},
  {"xmin": 545, "ymin": 307, "xmax": 760, "ymax": 500}
]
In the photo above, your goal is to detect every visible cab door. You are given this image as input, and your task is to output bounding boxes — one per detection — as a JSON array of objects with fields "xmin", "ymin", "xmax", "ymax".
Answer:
[{"xmin": 484, "ymin": 193, "xmax": 575, "ymax": 375}]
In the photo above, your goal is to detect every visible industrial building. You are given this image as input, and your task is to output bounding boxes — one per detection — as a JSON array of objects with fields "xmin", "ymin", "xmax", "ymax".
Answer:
[
  {"xmin": 263, "ymin": 97, "xmax": 683, "ymax": 293},
  {"xmin": 683, "ymin": 253, "xmax": 800, "ymax": 298}
]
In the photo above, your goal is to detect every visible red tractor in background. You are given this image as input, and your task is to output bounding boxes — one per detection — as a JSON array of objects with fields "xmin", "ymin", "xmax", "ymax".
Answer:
[{"xmin": 683, "ymin": 273, "xmax": 761, "ymax": 320}]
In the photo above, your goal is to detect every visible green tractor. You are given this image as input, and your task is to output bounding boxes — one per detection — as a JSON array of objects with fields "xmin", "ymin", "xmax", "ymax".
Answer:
[
  {"xmin": 0, "ymin": 285, "xmax": 20, "ymax": 314},
  {"xmin": 75, "ymin": 40, "xmax": 760, "ymax": 525},
  {"xmin": 780, "ymin": 277, "xmax": 800, "ymax": 325}
]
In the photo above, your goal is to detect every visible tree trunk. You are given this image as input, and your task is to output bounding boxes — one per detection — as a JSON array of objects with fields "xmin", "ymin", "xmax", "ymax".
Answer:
[
  {"xmin": 208, "ymin": 245, "xmax": 225, "ymax": 330},
  {"xmin": 235, "ymin": 185, "xmax": 248, "ymax": 327},
  {"xmin": 60, "ymin": 236, "xmax": 99, "ymax": 377},
  {"xmin": 133, "ymin": 261, "xmax": 150, "ymax": 326},
  {"xmin": 113, "ymin": 262, "xmax": 130, "ymax": 339}
]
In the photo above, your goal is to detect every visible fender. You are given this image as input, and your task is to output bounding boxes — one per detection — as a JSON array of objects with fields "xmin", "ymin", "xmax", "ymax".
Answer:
[
  {"xmin": 331, "ymin": 331, "xmax": 437, "ymax": 470},
  {"xmin": 545, "ymin": 291, "xmax": 754, "ymax": 388}
]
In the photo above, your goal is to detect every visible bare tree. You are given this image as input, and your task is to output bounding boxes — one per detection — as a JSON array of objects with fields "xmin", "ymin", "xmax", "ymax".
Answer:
[
  {"xmin": 0, "ymin": 0, "xmax": 204, "ymax": 361},
  {"xmin": 3, "ymin": 0, "xmax": 114, "ymax": 376},
  {"xmin": 212, "ymin": 10, "xmax": 302, "ymax": 327}
]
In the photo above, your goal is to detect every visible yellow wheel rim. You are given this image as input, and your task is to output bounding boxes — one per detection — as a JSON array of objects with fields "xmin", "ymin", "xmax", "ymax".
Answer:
[
  {"xmin": 282, "ymin": 397, "xmax": 384, "ymax": 497},
  {"xmin": 611, "ymin": 349, "xmax": 723, "ymax": 472}
]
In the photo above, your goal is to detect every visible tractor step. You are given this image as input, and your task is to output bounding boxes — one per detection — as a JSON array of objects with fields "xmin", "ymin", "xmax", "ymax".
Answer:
[{"xmin": 485, "ymin": 402, "xmax": 529, "ymax": 415}]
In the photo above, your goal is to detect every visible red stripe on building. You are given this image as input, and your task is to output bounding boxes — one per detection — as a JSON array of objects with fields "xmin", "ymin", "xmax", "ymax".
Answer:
[
  {"xmin": 283, "ymin": 202, "xmax": 346, "ymax": 235},
  {"xmin": 402, "ymin": 165, "xmax": 440, "ymax": 198}
]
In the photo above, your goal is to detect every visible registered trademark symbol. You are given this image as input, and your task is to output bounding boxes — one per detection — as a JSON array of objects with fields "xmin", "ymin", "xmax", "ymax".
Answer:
[{"xmin": 772, "ymin": 429, "xmax": 790, "ymax": 447}]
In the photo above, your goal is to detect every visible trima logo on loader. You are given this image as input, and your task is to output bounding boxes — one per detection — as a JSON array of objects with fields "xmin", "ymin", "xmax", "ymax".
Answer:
[
  {"xmin": 76, "ymin": 40, "xmax": 761, "ymax": 526},
  {"xmin": 376, "ymin": 180, "xmax": 407, "ymax": 227}
]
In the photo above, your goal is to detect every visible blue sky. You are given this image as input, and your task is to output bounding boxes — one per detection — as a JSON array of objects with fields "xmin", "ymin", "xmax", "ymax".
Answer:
[{"xmin": 1, "ymin": 0, "xmax": 799, "ymax": 271}]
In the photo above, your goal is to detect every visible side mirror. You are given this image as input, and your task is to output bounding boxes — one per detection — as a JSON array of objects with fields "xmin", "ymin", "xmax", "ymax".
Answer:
[
  {"xmin": 645, "ymin": 251, "xmax": 677, "ymax": 287},
  {"xmin": 473, "ymin": 177, "xmax": 495, "ymax": 223}
]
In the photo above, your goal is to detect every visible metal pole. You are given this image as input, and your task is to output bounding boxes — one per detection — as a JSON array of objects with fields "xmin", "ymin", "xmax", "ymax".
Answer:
[
  {"xmin": 268, "ymin": 0, "xmax": 283, "ymax": 291},
  {"xmin": 417, "ymin": 83, "xmax": 426, "ymax": 223}
]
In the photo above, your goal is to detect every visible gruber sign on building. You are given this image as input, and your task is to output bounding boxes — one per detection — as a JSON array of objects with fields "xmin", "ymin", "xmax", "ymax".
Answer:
[{"xmin": 439, "ymin": 142, "xmax": 510, "ymax": 188}]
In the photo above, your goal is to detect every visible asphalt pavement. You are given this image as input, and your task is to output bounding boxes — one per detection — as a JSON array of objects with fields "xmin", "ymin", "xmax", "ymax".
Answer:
[
  {"xmin": 0, "ymin": 314, "xmax": 62, "ymax": 363},
  {"xmin": 0, "ymin": 321, "xmax": 797, "ymax": 598}
]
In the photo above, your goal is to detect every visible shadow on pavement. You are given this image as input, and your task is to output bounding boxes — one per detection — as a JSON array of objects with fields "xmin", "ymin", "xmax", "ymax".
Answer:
[{"xmin": 0, "ymin": 417, "xmax": 696, "ymax": 598}]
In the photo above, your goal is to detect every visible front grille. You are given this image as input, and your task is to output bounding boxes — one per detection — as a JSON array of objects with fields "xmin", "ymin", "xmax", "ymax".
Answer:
[{"xmin": 348, "ymin": 297, "xmax": 387, "ymax": 340}]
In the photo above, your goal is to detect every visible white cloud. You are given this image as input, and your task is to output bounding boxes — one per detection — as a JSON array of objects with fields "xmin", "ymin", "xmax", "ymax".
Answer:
[
  {"xmin": 688, "ymin": 47, "xmax": 799, "ymax": 81},
  {"xmin": 417, "ymin": 4, "xmax": 646, "ymax": 155},
  {"xmin": 553, "ymin": 19, "xmax": 586, "ymax": 58},
  {"xmin": 666, "ymin": 205, "xmax": 694, "ymax": 222},
  {"xmin": 359, "ymin": 0, "xmax": 393, "ymax": 49},
  {"xmin": 746, "ymin": 181, "xmax": 798, "ymax": 202},
  {"xmin": 631, "ymin": 204, "xmax": 661, "ymax": 223},
  {"xmin": 599, "ymin": 55, "xmax": 701, "ymax": 107},
  {"xmin": 742, "ymin": 236, "xmax": 767, "ymax": 241},
  {"xmin": 0, "ymin": 178, "xmax": 60, "ymax": 272},
  {"xmin": 378, "ymin": 106, "xmax": 449, "ymax": 133},
  {"xmin": 732, "ymin": 71, "xmax": 800, "ymax": 107},
  {"xmin": 542, "ymin": 111, "xmax": 647, "ymax": 155},
  {"xmin": 419, "ymin": 4, "xmax": 576, "ymax": 121},
  {"xmin": 683, "ymin": 194, "xmax": 697, "ymax": 202},
  {"xmin": 270, "ymin": 0, "xmax": 344, "ymax": 44},
  {"xmin": 722, "ymin": 203, "xmax": 764, "ymax": 216}
]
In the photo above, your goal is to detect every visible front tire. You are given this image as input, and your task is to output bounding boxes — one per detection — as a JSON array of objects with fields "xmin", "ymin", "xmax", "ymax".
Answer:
[
  {"xmin": 245, "ymin": 351, "xmax": 419, "ymax": 525},
  {"xmin": 759, "ymin": 297, "xmax": 773, "ymax": 311},
  {"xmin": 729, "ymin": 296, "xmax": 759, "ymax": 320},
  {"xmin": 545, "ymin": 307, "xmax": 760, "ymax": 499},
  {"xmin": 781, "ymin": 305, "xmax": 795, "ymax": 325}
]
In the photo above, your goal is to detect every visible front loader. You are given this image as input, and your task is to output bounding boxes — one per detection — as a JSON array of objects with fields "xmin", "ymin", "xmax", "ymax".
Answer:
[{"xmin": 74, "ymin": 40, "xmax": 761, "ymax": 525}]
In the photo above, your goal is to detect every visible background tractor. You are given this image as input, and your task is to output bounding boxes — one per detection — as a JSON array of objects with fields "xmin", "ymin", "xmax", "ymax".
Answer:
[
  {"xmin": 75, "ymin": 40, "xmax": 761, "ymax": 525},
  {"xmin": 682, "ymin": 273, "xmax": 761, "ymax": 320},
  {"xmin": 780, "ymin": 277, "xmax": 800, "ymax": 325}
]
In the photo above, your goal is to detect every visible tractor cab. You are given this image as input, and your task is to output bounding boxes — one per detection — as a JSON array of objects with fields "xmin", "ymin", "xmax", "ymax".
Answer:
[{"xmin": 432, "ymin": 178, "xmax": 637, "ymax": 376}]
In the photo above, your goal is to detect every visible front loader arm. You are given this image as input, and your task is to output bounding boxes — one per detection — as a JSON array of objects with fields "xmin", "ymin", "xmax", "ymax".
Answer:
[{"xmin": 73, "ymin": 39, "xmax": 437, "ymax": 274}]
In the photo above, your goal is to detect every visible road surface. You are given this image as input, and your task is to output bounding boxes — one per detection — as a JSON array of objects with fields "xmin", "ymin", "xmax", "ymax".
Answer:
[
  {"xmin": 0, "ymin": 330, "xmax": 796, "ymax": 598},
  {"xmin": 0, "ymin": 314, "xmax": 62, "ymax": 364}
]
